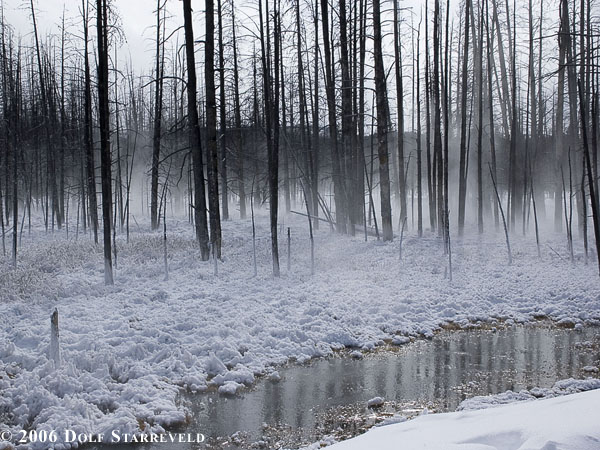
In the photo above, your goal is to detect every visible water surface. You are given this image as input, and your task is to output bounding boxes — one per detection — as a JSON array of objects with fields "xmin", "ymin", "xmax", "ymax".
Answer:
[{"xmin": 90, "ymin": 324, "xmax": 600, "ymax": 449}]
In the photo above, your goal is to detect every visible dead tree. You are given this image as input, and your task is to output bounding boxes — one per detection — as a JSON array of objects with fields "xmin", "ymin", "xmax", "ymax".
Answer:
[
  {"xmin": 579, "ymin": 79, "xmax": 600, "ymax": 275},
  {"xmin": 150, "ymin": 0, "xmax": 165, "ymax": 230},
  {"xmin": 457, "ymin": 0, "xmax": 470, "ymax": 235},
  {"xmin": 321, "ymin": 0, "xmax": 346, "ymax": 232},
  {"xmin": 259, "ymin": 0, "xmax": 280, "ymax": 276},
  {"xmin": 217, "ymin": 0, "xmax": 229, "ymax": 221},
  {"xmin": 231, "ymin": 0, "xmax": 245, "ymax": 219},
  {"xmin": 373, "ymin": 0, "xmax": 393, "ymax": 241},
  {"xmin": 182, "ymin": 0, "xmax": 210, "ymax": 260},
  {"xmin": 393, "ymin": 0, "xmax": 406, "ymax": 224},
  {"xmin": 206, "ymin": 0, "xmax": 222, "ymax": 258},
  {"xmin": 96, "ymin": 0, "xmax": 113, "ymax": 285}
]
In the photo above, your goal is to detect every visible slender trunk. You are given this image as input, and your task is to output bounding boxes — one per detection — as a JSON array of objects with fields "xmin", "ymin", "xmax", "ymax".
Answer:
[
  {"xmin": 477, "ymin": 1, "xmax": 484, "ymax": 233},
  {"xmin": 218, "ymin": 0, "xmax": 229, "ymax": 221},
  {"xmin": 321, "ymin": 0, "xmax": 346, "ymax": 232},
  {"xmin": 373, "ymin": 0, "xmax": 393, "ymax": 241},
  {"xmin": 393, "ymin": 0, "xmax": 406, "ymax": 223},
  {"xmin": 416, "ymin": 16, "xmax": 423, "ymax": 237},
  {"xmin": 231, "ymin": 1, "xmax": 245, "ymax": 219},
  {"xmin": 150, "ymin": 0, "xmax": 164, "ymax": 230},
  {"xmin": 96, "ymin": 0, "xmax": 113, "ymax": 285},
  {"xmin": 457, "ymin": 0, "xmax": 470, "ymax": 235},
  {"xmin": 339, "ymin": 0, "xmax": 353, "ymax": 232},
  {"xmin": 311, "ymin": 0, "xmax": 320, "ymax": 230},
  {"xmin": 433, "ymin": 0, "xmax": 443, "ymax": 236},
  {"xmin": 182, "ymin": 0, "xmax": 210, "ymax": 259},
  {"xmin": 206, "ymin": 0, "xmax": 222, "ymax": 257}
]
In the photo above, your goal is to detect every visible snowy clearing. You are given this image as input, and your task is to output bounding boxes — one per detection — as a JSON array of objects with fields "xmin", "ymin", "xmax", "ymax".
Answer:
[{"xmin": 1, "ymin": 212, "xmax": 600, "ymax": 449}]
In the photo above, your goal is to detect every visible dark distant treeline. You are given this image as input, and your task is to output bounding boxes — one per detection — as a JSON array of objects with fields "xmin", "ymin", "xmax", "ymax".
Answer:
[{"xmin": 1, "ymin": 0, "xmax": 599, "ymax": 279}]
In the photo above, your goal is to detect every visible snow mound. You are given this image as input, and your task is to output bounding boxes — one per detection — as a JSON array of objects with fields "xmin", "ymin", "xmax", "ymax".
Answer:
[
  {"xmin": 327, "ymin": 389, "xmax": 600, "ymax": 450},
  {"xmin": 367, "ymin": 397, "xmax": 385, "ymax": 408},
  {"xmin": 458, "ymin": 377, "xmax": 600, "ymax": 411}
]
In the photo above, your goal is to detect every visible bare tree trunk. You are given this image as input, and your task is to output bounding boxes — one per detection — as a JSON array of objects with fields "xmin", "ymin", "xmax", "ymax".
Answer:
[
  {"xmin": 393, "ymin": 0, "xmax": 406, "ymax": 224},
  {"xmin": 339, "ymin": 0, "xmax": 353, "ymax": 233},
  {"xmin": 457, "ymin": 0, "xmax": 470, "ymax": 235},
  {"xmin": 311, "ymin": 0, "xmax": 320, "ymax": 230},
  {"xmin": 425, "ymin": 3, "xmax": 436, "ymax": 230},
  {"xmin": 205, "ymin": 0, "xmax": 223, "ymax": 248},
  {"xmin": 231, "ymin": 0, "xmax": 245, "ymax": 219},
  {"xmin": 477, "ymin": 1, "xmax": 484, "ymax": 233},
  {"xmin": 555, "ymin": 0, "xmax": 569, "ymax": 231},
  {"xmin": 96, "ymin": 0, "xmax": 113, "ymax": 285},
  {"xmin": 416, "ymin": 14, "xmax": 423, "ymax": 237},
  {"xmin": 30, "ymin": 0, "xmax": 61, "ymax": 230},
  {"xmin": 182, "ymin": 0, "xmax": 210, "ymax": 260},
  {"xmin": 81, "ymin": 0, "xmax": 98, "ymax": 243},
  {"xmin": 321, "ymin": 0, "xmax": 347, "ymax": 232},
  {"xmin": 508, "ymin": 0, "xmax": 518, "ymax": 229},
  {"xmin": 580, "ymin": 78, "xmax": 600, "ymax": 275},
  {"xmin": 259, "ymin": 0, "xmax": 280, "ymax": 276},
  {"xmin": 433, "ymin": 0, "xmax": 443, "ymax": 236},
  {"xmin": 206, "ymin": 0, "xmax": 222, "ymax": 258},
  {"xmin": 491, "ymin": 0, "xmax": 511, "ymax": 137},
  {"xmin": 296, "ymin": 0, "xmax": 310, "ymax": 218},
  {"xmin": 150, "ymin": 0, "xmax": 164, "ymax": 230},
  {"xmin": 485, "ymin": 0, "xmax": 499, "ymax": 229},
  {"xmin": 218, "ymin": 0, "xmax": 229, "ymax": 221},
  {"xmin": 373, "ymin": 0, "xmax": 393, "ymax": 241}
]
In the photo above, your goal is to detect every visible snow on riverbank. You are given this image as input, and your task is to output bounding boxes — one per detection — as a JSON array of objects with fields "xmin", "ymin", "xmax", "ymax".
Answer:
[
  {"xmin": 325, "ymin": 383, "xmax": 600, "ymax": 450},
  {"xmin": 1, "ymin": 212, "xmax": 599, "ymax": 448}
]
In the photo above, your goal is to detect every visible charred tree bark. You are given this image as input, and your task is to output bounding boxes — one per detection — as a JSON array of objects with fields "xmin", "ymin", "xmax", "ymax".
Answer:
[
  {"xmin": 217, "ymin": 0, "xmax": 229, "ymax": 221},
  {"xmin": 150, "ymin": 0, "xmax": 165, "ymax": 230},
  {"xmin": 231, "ymin": 0, "xmax": 245, "ymax": 219},
  {"xmin": 393, "ymin": 0, "xmax": 406, "ymax": 224},
  {"xmin": 182, "ymin": 0, "xmax": 210, "ymax": 259},
  {"xmin": 321, "ymin": 0, "xmax": 347, "ymax": 232},
  {"xmin": 96, "ymin": 0, "xmax": 113, "ymax": 285},
  {"xmin": 373, "ymin": 0, "xmax": 393, "ymax": 241},
  {"xmin": 206, "ymin": 0, "xmax": 222, "ymax": 257},
  {"xmin": 457, "ymin": 0, "xmax": 470, "ymax": 235},
  {"xmin": 81, "ymin": 0, "xmax": 98, "ymax": 242}
]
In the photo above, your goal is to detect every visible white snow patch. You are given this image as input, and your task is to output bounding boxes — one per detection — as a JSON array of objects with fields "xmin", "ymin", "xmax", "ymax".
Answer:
[
  {"xmin": 367, "ymin": 397, "xmax": 385, "ymax": 408},
  {"xmin": 327, "ymin": 389, "xmax": 600, "ymax": 450}
]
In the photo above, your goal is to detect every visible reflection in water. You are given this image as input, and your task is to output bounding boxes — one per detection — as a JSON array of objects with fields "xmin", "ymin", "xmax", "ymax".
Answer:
[{"xmin": 90, "ymin": 325, "xmax": 599, "ymax": 450}]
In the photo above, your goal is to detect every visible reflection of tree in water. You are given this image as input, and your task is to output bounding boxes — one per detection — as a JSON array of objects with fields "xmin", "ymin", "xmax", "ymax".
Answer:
[{"xmin": 145, "ymin": 325, "xmax": 600, "ymax": 450}]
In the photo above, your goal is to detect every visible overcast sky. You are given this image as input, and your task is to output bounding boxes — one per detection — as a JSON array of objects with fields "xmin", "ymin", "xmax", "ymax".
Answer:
[
  {"xmin": 1, "ymin": 0, "xmax": 436, "ymax": 72},
  {"xmin": 1, "ymin": 0, "xmax": 190, "ymax": 70}
]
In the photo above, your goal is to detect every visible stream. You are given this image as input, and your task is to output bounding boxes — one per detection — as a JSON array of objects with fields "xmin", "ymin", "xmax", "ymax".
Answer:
[{"xmin": 90, "ymin": 323, "xmax": 600, "ymax": 450}]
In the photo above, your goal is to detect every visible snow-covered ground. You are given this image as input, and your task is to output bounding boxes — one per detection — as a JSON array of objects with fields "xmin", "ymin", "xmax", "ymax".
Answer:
[
  {"xmin": 324, "ymin": 379, "xmax": 600, "ymax": 450},
  {"xmin": 1, "ymin": 210, "xmax": 599, "ymax": 449}
]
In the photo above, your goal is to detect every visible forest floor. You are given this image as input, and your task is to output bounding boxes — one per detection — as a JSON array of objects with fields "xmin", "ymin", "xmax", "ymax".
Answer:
[{"xmin": 1, "ymin": 209, "xmax": 600, "ymax": 449}]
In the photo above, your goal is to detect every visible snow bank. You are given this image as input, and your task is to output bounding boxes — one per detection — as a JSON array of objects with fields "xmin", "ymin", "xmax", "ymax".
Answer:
[
  {"xmin": 326, "ymin": 388, "xmax": 600, "ymax": 450},
  {"xmin": 1, "ymin": 213, "xmax": 599, "ymax": 448},
  {"xmin": 457, "ymin": 377, "xmax": 600, "ymax": 411}
]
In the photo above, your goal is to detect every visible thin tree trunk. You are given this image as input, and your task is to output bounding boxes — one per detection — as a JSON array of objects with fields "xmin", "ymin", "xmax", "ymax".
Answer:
[
  {"xmin": 206, "ymin": 0, "xmax": 222, "ymax": 258},
  {"xmin": 218, "ymin": 0, "xmax": 229, "ymax": 221},
  {"xmin": 96, "ymin": 0, "xmax": 113, "ymax": 285},
  {"xmin": 321, "ymin": 0, "xmax": 347, "ymax": 232},
  {"xmin": 182, "ymin": 0, "xmax": 210, "ymax": 260},
  {"xmin": 231, "ymin": 0, "xmax": 245, "ymax": 219},
  {"xmin": 457, "ymin": 0, "xmax": 470, "ymax": 235},
  {"xmin": 393, "ymin": 0, "xmax": 406, "ymax": 224},
  {"xmin": 373, "ymin": 0, "xmax": 393, "ymax": 241},
  {"xmin": 150, "ymin": 0, "xmax": 165, "ymax": 230}
]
